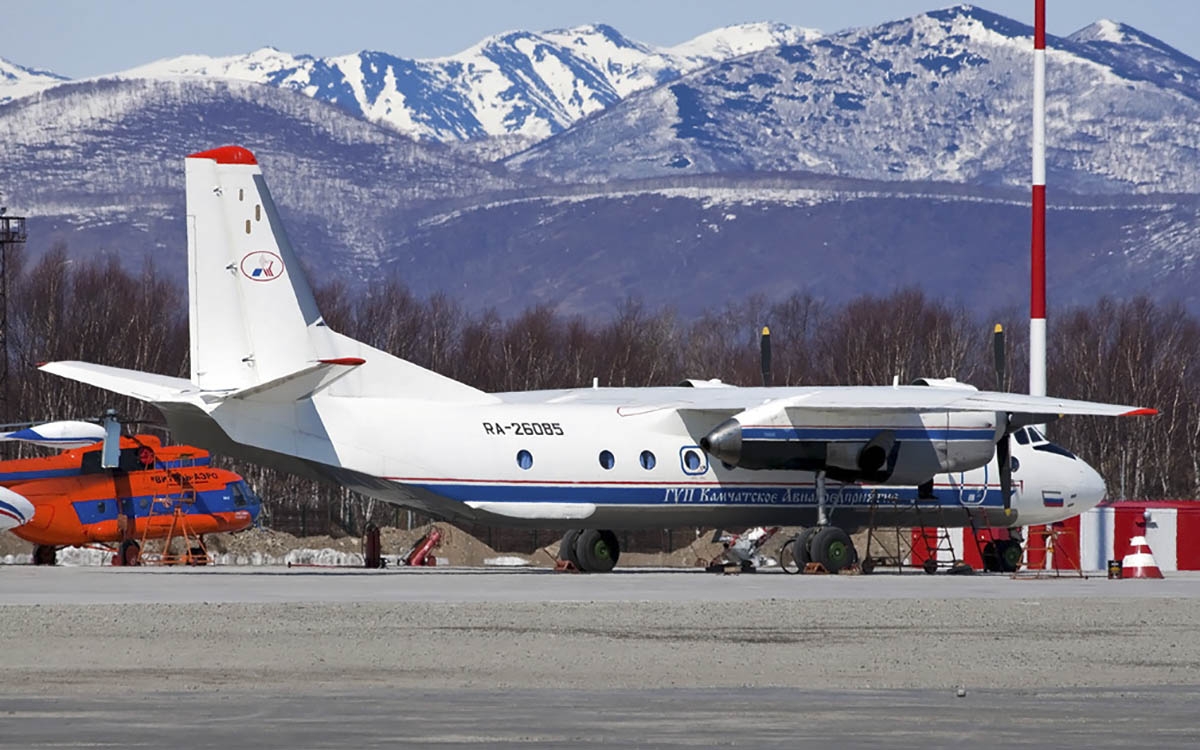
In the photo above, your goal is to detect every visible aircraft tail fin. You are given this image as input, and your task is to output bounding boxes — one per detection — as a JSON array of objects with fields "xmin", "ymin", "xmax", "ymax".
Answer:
[{"xmin": 184, "ymin": 146, "xmax": 489, "ymax": 403}]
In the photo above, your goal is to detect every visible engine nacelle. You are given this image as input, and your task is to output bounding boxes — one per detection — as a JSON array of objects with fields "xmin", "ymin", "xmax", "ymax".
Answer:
[{"xmin": 700, "ymin": 404, "xmax": 998, "ymax": 484}]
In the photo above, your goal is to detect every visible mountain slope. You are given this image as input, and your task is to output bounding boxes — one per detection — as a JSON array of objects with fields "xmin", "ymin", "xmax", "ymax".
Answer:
[
  {"xmin": 506, "ymin": 5, "xmax": 1200, "ymax": 193},
  {"xmin": 0, "ymin": 77, "xmax": 521, "ymax": 276},
  {"xmin": 0, "ymin": 56, "xmax": 68, "ymax": 104},
  {"xmin": 107, "ymin": 23, "xmax": 819, "ymax": 143}
]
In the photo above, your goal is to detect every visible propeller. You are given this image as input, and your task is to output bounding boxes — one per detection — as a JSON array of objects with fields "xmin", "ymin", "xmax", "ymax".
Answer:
[
  {"xmin": 992, "ymin": 324, "xmax": 1014, "ymax": 512},
  {"xmin": 993, "ymin": 323, "xmax": 1006, "ymax": 392},
  {"xmin": 760, "ymin": 326, "xmax": 772, "ymax": 387}
]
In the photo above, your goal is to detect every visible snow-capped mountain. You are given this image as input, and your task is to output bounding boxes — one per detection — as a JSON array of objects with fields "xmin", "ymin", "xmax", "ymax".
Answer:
[
  {"xmin": 6, "ymin": 6, "xmax": 1200, "ymax": 320},
  {"xmin": 107, "ymin": 22, "xmax": 818, "ymax": 143},
  {"xmin": 506, "ymin": 5, "xmax": 1200, "ymax": 193},
  {"xmin": 0, "ymin": 77, "xmax": 520, "ymax": 279},
  {"xmin": 0, "ymin": 57, "xmax": 68, "ymax": 104}
]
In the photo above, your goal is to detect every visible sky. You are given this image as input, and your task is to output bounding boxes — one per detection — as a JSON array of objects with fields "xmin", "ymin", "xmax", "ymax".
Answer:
[{"xmin": 4, "ymin": 0, "xmax": 1198, "ymax": 78}]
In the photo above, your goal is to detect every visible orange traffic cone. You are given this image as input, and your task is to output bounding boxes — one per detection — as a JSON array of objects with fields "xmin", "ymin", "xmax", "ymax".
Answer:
[{"xmin": 1121, "ymin": 535, "xmax": 1164, "ymax": 579}]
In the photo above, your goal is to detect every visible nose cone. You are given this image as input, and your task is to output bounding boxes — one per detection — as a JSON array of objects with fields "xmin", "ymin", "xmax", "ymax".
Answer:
[
  {"xmin": 1075, "ymin": 459, "xmax": 1107, "ymax": 511},
  {"xmin": 0, "ymin": 487, "xmax": 35, "ymax": 531}
]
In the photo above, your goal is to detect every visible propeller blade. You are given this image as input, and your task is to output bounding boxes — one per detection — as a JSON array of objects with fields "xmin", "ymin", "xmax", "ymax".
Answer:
[
  {"xmin": 997, "ymin": 433, "xmax": 1013, "ymax": 512},
  {"xmin": 992, "ymin": 323, "xmax": 1006, "ymax": 392},
  {"xmin": 760, "ymin": 326, "xmax": 772, "ymax": 387}
]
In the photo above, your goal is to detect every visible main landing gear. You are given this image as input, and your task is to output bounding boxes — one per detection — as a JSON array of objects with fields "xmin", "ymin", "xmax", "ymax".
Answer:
[
  {"xmin": 558, "ymin": 529, "xmax": 621, "ymax": 573},
  {"xmin": 780, "ymin": 470, "xmax": 860, "ymax": 574},
  {"xmin": 782, "ymin": 526, "xmax": 859, "ymax": 574}
]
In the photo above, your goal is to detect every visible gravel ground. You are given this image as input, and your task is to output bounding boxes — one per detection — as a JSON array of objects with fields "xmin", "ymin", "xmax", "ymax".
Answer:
[{"xmin": 3, "ymin": 595, "xmax": 1197, "ymax": 695}]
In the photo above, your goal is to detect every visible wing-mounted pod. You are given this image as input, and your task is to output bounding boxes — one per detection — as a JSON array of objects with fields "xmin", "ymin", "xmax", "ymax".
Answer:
[{"xmin": 699, "ymin": 399, "xmax": 999, "ymax": 485}]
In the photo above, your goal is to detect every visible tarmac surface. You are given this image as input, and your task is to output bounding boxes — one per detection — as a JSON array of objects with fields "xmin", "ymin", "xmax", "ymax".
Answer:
[{"xmin": 3, "ymin": 567, "xmax": 1200, "ymax": 748}]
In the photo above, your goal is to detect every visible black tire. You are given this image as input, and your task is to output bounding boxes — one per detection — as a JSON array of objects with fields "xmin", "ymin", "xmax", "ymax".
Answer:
[
  {"xmin": 188, "ymin": 546, "xmax": 207, "ymax": 565},
  {"xmin": 559, "ymin": 529, "xmax": 581, "ymax": 567},
  {"xmin": 779, "ymin": 539, "xmax": 802, "ymax": 574},
  {"xmin": 999, "ymin": 539, "xmax": 1023, "ymax": 573},
  {"xmin": 860, "ymin": 557, "xmax": 876, "ymax": 575},
  {"xmin": 119, "ymin": 539, "xmax": 141, "ymax": 566},
  {"xmin": 574, "ymin": 529, "xmax": 620, "ymax": 573},
  {"xmin": 923, "ymin": 557, "xmax": 939, "ymax": 575},
  {"xmin": 811, "ymin": 527, "xmax": 858, "ymax": 573},
  {"xmin": 33, "ymin": 545, "xmax": 57, "ymax": 566},
  {"xmin": 793, "ymin": 527, "xmax": 819, "ymax": 568},
  {"xmin": 981, "ymin": 541, "xmax": 1001, "ymax": 572}
]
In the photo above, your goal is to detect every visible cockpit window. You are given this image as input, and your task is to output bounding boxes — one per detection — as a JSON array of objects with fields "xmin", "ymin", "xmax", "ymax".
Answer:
[
  {"xmin": 1014, "ymin": 428, "xmax": 1030, "ymax": 445},
  {"xmin": 1028, "ymin": 428, "xmax": 1047, "ymax": 443},
  {"xmin": 1033, "ymin": 442, "xmax": 1077, "ymax": 460}
]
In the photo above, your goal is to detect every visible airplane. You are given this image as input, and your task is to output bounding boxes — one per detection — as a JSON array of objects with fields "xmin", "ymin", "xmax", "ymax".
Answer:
[
  {"xmin": 41, "ymin": 146, "xmax": 1156, "ymax": 573},
  {"xmin": 1, "ymin": 428, "xmax": 261, "ymax": 565}
]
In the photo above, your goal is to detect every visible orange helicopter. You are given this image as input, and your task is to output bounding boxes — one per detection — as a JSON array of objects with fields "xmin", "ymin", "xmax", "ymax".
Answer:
[{"xmin": 0, "ymin": 420, "xmax": 260, "ymax": 565}]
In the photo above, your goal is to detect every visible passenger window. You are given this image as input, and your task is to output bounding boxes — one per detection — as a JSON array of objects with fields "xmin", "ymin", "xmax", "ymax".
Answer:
[
  {"xmin": 599, "ymin": 450, "xmax": 614, "ymax": 470},
  {"xmin": 255, "ymin": 205, "xmax": 262, "ymax": 222},
  {"xmin": 680, "ymin": 447, "xmax": 707, "ymax": 475},
  {"xmin": 639, "ymin": 451, "xmax": 656, "ymax": 470},
  {"xmin": 245, "ymin": 219, "xmax": 251, "ymax": 234},
  {"xmin": 516, "ymin": 450, "xmax": 533, "ymax": 470},
  {"xmin": 96, "ymin": 501, "xmax": 106, "ymax": 514}
]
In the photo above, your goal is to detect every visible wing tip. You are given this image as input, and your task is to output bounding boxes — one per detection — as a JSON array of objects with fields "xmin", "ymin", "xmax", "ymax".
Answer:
[{"xmin": 1122, "ymin": 407, "xmax": 1158, "ymax": 417}]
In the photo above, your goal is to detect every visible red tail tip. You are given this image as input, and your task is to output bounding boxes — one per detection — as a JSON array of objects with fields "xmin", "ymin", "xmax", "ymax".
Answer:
[
  {"xmin": 187, "ymin": 145, "xmax": 258, "ymax": 165},
  {"xmin": 1122, "ymin": 408, "xmax": 1158, "ymax": 417},
  {"xmin": 319, "ymin": 358, "xmax": 366, "ymax": 366}
]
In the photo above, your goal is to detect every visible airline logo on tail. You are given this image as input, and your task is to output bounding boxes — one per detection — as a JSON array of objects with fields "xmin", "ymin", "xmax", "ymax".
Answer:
[{"xmin": 241, "ymin": 251, "xmax": 284, "ymax": 282}]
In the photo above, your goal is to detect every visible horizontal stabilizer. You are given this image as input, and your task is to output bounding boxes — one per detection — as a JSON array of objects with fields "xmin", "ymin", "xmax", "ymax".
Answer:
[
  {"xmin": 39, "ymin": 362, "xmax": 197, "ymax": 403},
  {"xmin": 229, "ymin": 358, "xmax": 365, "ymax": 403}
]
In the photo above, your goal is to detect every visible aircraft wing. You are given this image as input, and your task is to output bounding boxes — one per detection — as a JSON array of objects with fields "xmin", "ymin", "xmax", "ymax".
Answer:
[
  {"xmin": 663, "ymin": 385, "xmax": 1153, "ymax": 422},
  {"xmin": 776, "ymin": 387, "xmax": 1154, "ymax": 419}
]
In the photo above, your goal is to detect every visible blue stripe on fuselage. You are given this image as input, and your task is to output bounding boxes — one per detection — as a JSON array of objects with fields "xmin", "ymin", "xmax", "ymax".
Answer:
[
  {"xmin": 0, "ymin": 498, "xmax": 27, "ymax": 524},
  {"xmin": 410, "ymin": 481, "xmax": 1003, "ymax": 509},
  {"xmin": 70, "ymin": 488, "xmax": 259, "ymax": 525},
  {"xmin": 740, "ymin": 427, "xmax": 996, "ymax": 441}
]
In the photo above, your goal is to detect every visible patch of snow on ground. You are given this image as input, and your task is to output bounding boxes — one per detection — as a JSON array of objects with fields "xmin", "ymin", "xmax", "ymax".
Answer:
[{"xmin": 483, "ymin": 555, "xmax": 533, "ymax": 567}]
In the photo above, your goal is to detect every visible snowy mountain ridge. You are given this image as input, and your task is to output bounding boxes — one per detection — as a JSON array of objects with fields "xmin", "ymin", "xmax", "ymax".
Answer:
[
  {"xmin": 0, "ymin": 57, "xmax": 68, "ymax": 104},
  {"xmin": 1, "ymin": 22, "xmax": 818, "ymax": 143}
]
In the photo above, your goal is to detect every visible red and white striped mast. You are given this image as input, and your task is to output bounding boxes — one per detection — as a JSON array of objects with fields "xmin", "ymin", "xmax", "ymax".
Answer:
[{"xmin": 1030, "ymin": 0, "xmax": 1047, "ymax": 401}]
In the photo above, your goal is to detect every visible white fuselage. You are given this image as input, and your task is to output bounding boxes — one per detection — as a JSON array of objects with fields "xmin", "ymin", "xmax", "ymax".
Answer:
[{"xmin": 190, "ymin": 386, "xmax": 1105, "ymax": 532}]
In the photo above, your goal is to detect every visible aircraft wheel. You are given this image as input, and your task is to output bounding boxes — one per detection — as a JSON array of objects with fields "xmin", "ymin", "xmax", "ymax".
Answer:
[
  {"xmin": 559, "ymin": 529, "xmax": 582, "ymax": 568},
  {"xmin": 33, "ymin": 544, "xmax": 57, "ymax": 566},
  {"xmin": 779, "ymin": 539, "xmax": 802, "ymax": 574},
  {"xmin": 793, "ymin": 527, "xmax": 820, "ymax": 571},
  {"xmin": 811, "ymin": 527, "xmax": 857, "ymax": 574},
  {"xmin": 999, "ymin": 540, "xmax": 1023, "ymax": 573},
  {"xmin": 923, "ymin": 557, "xmax": 939, "ymax": 575},
  {"xmin": 574, "ymin": 529, "xmax": 620, "ymax": 573},
  {"xmin": 188, "ymin": 546, "xmax": 207, "ymax": 565},
  {"xmin": 981, "ymin": 542, "xmax": 1001, "ymax": 572},
  {"xmin": 120, "ymin": 540, "xmax": 141, "ymax": 566}
]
